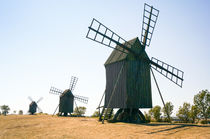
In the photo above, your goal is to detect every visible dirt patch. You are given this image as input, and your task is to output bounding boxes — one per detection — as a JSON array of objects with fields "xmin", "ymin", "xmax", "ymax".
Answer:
[{"xmin": 0, "ymin": 115, "xmax": 209, "ymax": 139}]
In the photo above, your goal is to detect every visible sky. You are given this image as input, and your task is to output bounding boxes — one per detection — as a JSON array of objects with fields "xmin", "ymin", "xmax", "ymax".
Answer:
[{"xmin": 0, "ymin": 0, "xmax": 210, "ymax": 116}]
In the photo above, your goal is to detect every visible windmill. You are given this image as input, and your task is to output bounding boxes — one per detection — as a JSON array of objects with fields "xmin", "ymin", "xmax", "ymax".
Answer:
[
  {"xmin": 86, "ymin": 3, "xmax": 184, "ymax": 123},
  {"xmin": 28, "ymin": 96, "xmax": 43, "ymax": 115},
  {"xmin": 49, "ymin": 76, "xmax": 88, "ymax": 116}
]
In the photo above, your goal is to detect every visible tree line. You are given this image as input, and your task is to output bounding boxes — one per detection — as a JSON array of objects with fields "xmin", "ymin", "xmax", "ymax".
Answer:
[
  {"xmin": 144, "ymin": 89, "xmax": 209, "ymax": 124},
  {"xmin": 0, "ymin": 105, "xmax": 23, "ymax": 116}
]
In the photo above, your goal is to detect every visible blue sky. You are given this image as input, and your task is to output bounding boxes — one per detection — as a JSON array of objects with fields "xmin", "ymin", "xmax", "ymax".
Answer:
[{"xmin": 0, "ymin": 0, "xmax": 209, "ymax": 116}]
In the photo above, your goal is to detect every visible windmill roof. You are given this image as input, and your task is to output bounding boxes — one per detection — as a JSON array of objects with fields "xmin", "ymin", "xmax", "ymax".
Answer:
[
  {"xmin": 104, "ymin": 37, "xmax": 142, "ymax": 65},
  {"xmin": 60, "ymin": 89, "xmax": 74, "ymax": 98}
]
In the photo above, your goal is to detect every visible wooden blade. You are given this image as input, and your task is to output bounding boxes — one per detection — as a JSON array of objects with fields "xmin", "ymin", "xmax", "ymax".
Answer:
[
  {"xmin": 49, "ymin": 86, "xmax": 63, "ymax": 95},
  {"xmin": 74, "ymin": 95, "xmax": 88, "ymax": 104},
  {"xmin": 28, "ymin": 96, "xmax": 33, "ymax": 102},
  {"xmin": 150, "ymin": 57, "xmax": 184, "ymax": 87},
  {"xmin": 69, "ymin": 76, "xmax": 78, "ymax": 92},
  {"xmin": 37, "ymin": 97, "xmax": 43, "ymax": 103},
  {"xmin": 141, "ymin": 3, "xmax": 159, "ymax": 47},
  {"xmin": 86, "ymin": 18, "xmax": 137, "ymax": 55}
]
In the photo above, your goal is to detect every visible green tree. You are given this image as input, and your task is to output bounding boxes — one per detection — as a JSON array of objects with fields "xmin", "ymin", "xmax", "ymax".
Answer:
[
  {"xmin": 194, "ymin": 90, "xmax": 210, "ymax": 122},
  {"xmin": 190, "ymin": 105, "xmax": 199, "ymax": 123},
  {"xmin": 73, "ymin": 106, "xmax": 87, "ymax": 116},
  {"xmin": 0, "ymin": 105, "xmax": 10, "ymax": 116},
  {"xmin": 144, "ymin": 111, "xmax": 151, "ymax": 122},
  {"xmin": 92, "ymin": 110, "xmax": 99, "ymax": 117},
  {"xmin": 149, "ymin": 105, "xmax": 162, "ymax": 122},
  {"xmin": 18, "ymin": 110, "xmax": 23, "ymax": 115},
  {"xmin": 176, "ymin": 102, "xmax": 191, "ymax": 123},
  {"xmin": 162, "ymin": 102, "xmax": 174, "ymax": 122}
]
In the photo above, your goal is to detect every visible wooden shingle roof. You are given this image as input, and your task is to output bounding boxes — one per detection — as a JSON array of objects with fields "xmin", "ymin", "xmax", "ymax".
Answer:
[{"xmin": 104, "ymin": 37, "xmax": 142, "ymax": 65}]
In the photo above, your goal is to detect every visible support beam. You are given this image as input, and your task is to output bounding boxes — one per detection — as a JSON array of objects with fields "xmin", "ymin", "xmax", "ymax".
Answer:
[{"xmin": 151, "ymin": 68, "xmax": 171, "ymax": 123}]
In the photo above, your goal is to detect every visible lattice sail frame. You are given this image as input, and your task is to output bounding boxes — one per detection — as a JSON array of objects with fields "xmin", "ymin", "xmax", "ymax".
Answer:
[
  {"xmin": 69, "ymin": 76, "xmax": 78, "ymax": 92},
  {"xmin": 141, "ymin": 3, "xmax": 159, "ymax": 47},
  {"xmin": 151, "ymin": 57, "xmax": 184, "ymax": 87},
  {"xmin": 86, "ymin": 18, "xmax": 132, "ymax": 54},
  {"xmin": 49, "ymin": 86, "xmax": 63, "ymax": 95},
  {"xmin": 74, "ymin": 95, "xmax": 89, "ymax": 104}
]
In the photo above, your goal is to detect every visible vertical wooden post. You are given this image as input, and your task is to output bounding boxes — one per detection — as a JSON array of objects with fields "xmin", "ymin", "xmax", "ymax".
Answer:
[{"xmin": 151, "ymin": 69, "xmax": 171, "ymax": 123}]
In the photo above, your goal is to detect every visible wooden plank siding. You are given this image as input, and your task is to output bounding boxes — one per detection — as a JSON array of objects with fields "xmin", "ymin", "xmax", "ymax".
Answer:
[
  {"xmin": 104, "ymin": 37, "xmax": 152, "ymax": 109},
  {"xmin": 59, "ymin": 89, "xmax": 74, "ymax": 113},
  {"xmin": 104, "ymin": 61, "xmax": 127, "ymax": 108}
]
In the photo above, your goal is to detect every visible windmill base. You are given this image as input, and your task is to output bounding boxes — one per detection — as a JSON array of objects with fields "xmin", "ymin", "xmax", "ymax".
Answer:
[
  {"xmin": 108, "ymin": 108, "xmax": 147, "ymax": 123},
  {"xmin": 59, "ymin": 112, "xmax": 72, "ymax": 116}
]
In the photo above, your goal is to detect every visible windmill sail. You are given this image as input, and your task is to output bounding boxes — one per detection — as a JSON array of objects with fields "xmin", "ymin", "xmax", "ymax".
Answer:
[
  {"xmin": 150, "ymin": 57, "xmax": 184, "ymax": 87},
  {"xmin": 74, "ymin": 95, "xmax": 88, "ymax": 104},
  {"xmin": 49, "ymin": 87, "xmax": 63, "ymax": 95},
  {"xmin": 86, "ymin": 18, "xmax": 134, "ymax": 54},
  {"xmin": 37, "ymin": 97, "xmax": 43, "ymax": 103},
  {"xmin": 69, "ymin": 76, "xmax": 78, "ymax": 92},
  {"xmin": 141, "ymin": 3, "xmax": 159, "ymax": 47},
  {"xmin": 28, "ymin": 96, "xmax": 33, "ymax": 102}
]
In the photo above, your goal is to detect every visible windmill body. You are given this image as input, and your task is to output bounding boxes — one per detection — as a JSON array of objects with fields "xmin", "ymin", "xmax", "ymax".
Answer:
[
  {"xmin": 29, "ymin": 101, "xmax": 37, "ymax": 115},
  {"xmin": 86, "ymin": 3, "xmax": 184, "ymax": 123},
  {"xmin": 28, "ymin": 97, "xmax": 43, "ymax": 115},
  {"xmin": 104, "ymin": 37, "xmax": 152, "ymax": 108},
  {"xmin": 50, "ymin": 76, "xmax": 88, "ymax": 116},
  {"xmin": 59, "ymin": 89, "xmax": 74, "ymax": 113}
]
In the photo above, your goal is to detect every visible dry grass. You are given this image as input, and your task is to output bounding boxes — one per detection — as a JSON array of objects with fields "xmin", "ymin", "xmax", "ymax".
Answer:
[{"xmin": 0, "ymin": 115, "xmax": 209, "ymax": 139}]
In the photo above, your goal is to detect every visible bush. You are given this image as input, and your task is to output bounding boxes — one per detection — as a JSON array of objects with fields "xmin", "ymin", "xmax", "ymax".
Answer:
[
  {"xmin": 144, "ymin": 112, "xmax": 151, "ymax": 122},
  {"xmin": 149, "ymin": 105, "xmax": 162, "ymax": 122},
  {"xmin": 200, "ymin": 119, "xmax": 210, "ymax": 124}
]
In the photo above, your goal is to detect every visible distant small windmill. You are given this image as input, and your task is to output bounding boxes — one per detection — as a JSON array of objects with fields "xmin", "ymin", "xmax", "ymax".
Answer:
[
  {"xmin": 49, "ymin": 76, "xmax": 88, "ymax": 116},
  {"xmin": 28, "ymin": 97, "xmax": 43, "ymax": 115},
  {"xmin": 86, "ymin": 3, "xmax": 184, "ymax": 123}
]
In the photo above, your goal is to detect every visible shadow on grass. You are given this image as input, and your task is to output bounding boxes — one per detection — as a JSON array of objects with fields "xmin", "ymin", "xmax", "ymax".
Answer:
[
  {"xmin": 138, "ymin": 123, "xmax": 209, "ymax": 135},
  {"xmin": 110, "ymin": 121, "xmax": 210, "ymax": 135}
]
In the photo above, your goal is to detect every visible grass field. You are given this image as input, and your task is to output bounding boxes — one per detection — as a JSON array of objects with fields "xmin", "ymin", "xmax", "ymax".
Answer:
[{"xmin": 0, "ymin": 115, "xmax": 209, "ymax": 139}]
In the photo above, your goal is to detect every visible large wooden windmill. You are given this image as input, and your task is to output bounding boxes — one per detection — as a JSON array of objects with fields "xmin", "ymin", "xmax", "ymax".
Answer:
[
  {"xmin": 86, "ymin": 3, "xmax": 184, "ymax": 123},
  {"xmin": 28, "ymin": 96, "xmax": 43, "ymax": 115},
  {"xmin": 49, "ymin": 76, "xmax": 88, "ymax": 116}
]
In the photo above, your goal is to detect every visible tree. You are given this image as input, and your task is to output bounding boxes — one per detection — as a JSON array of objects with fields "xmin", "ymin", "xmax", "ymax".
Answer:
[
  {"xmin": 149, "ymin": 105, "xmax": 161, "ymax": 122},
  {"xmin": 92, "ymin": 110, "xmax": 99, "ymax": 117},
  {"xmin": 144, "ymin": 111, "xmax": 151, "ymax": 122},
  {"xmin": 194, "ymin": 90, "xmax": 210, "ymax": 122},
  {"xmin": 162, "ymin": 102, "xmax": 174, "ymax": 122},
  {"xmin": 73, "ymin": 106, "xmax": 87, "ymax": 116},
  {"xmin": 18, "ymin": 110, "xmax": 23, "ymax": 115},
  {"xmin": 190, "ymin": 105, "xmax": 199, "ymax": 123},
  {"xmin": 176, "ymin": 102, "xmax": 191, "ymax": 123},
  {"xmin": 13, "ymin": 110, "xmax": 16, "ymax": 114},
  {"xmin": 0, "ymin": 105, "xmax": 10, "ymax": 116}
]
